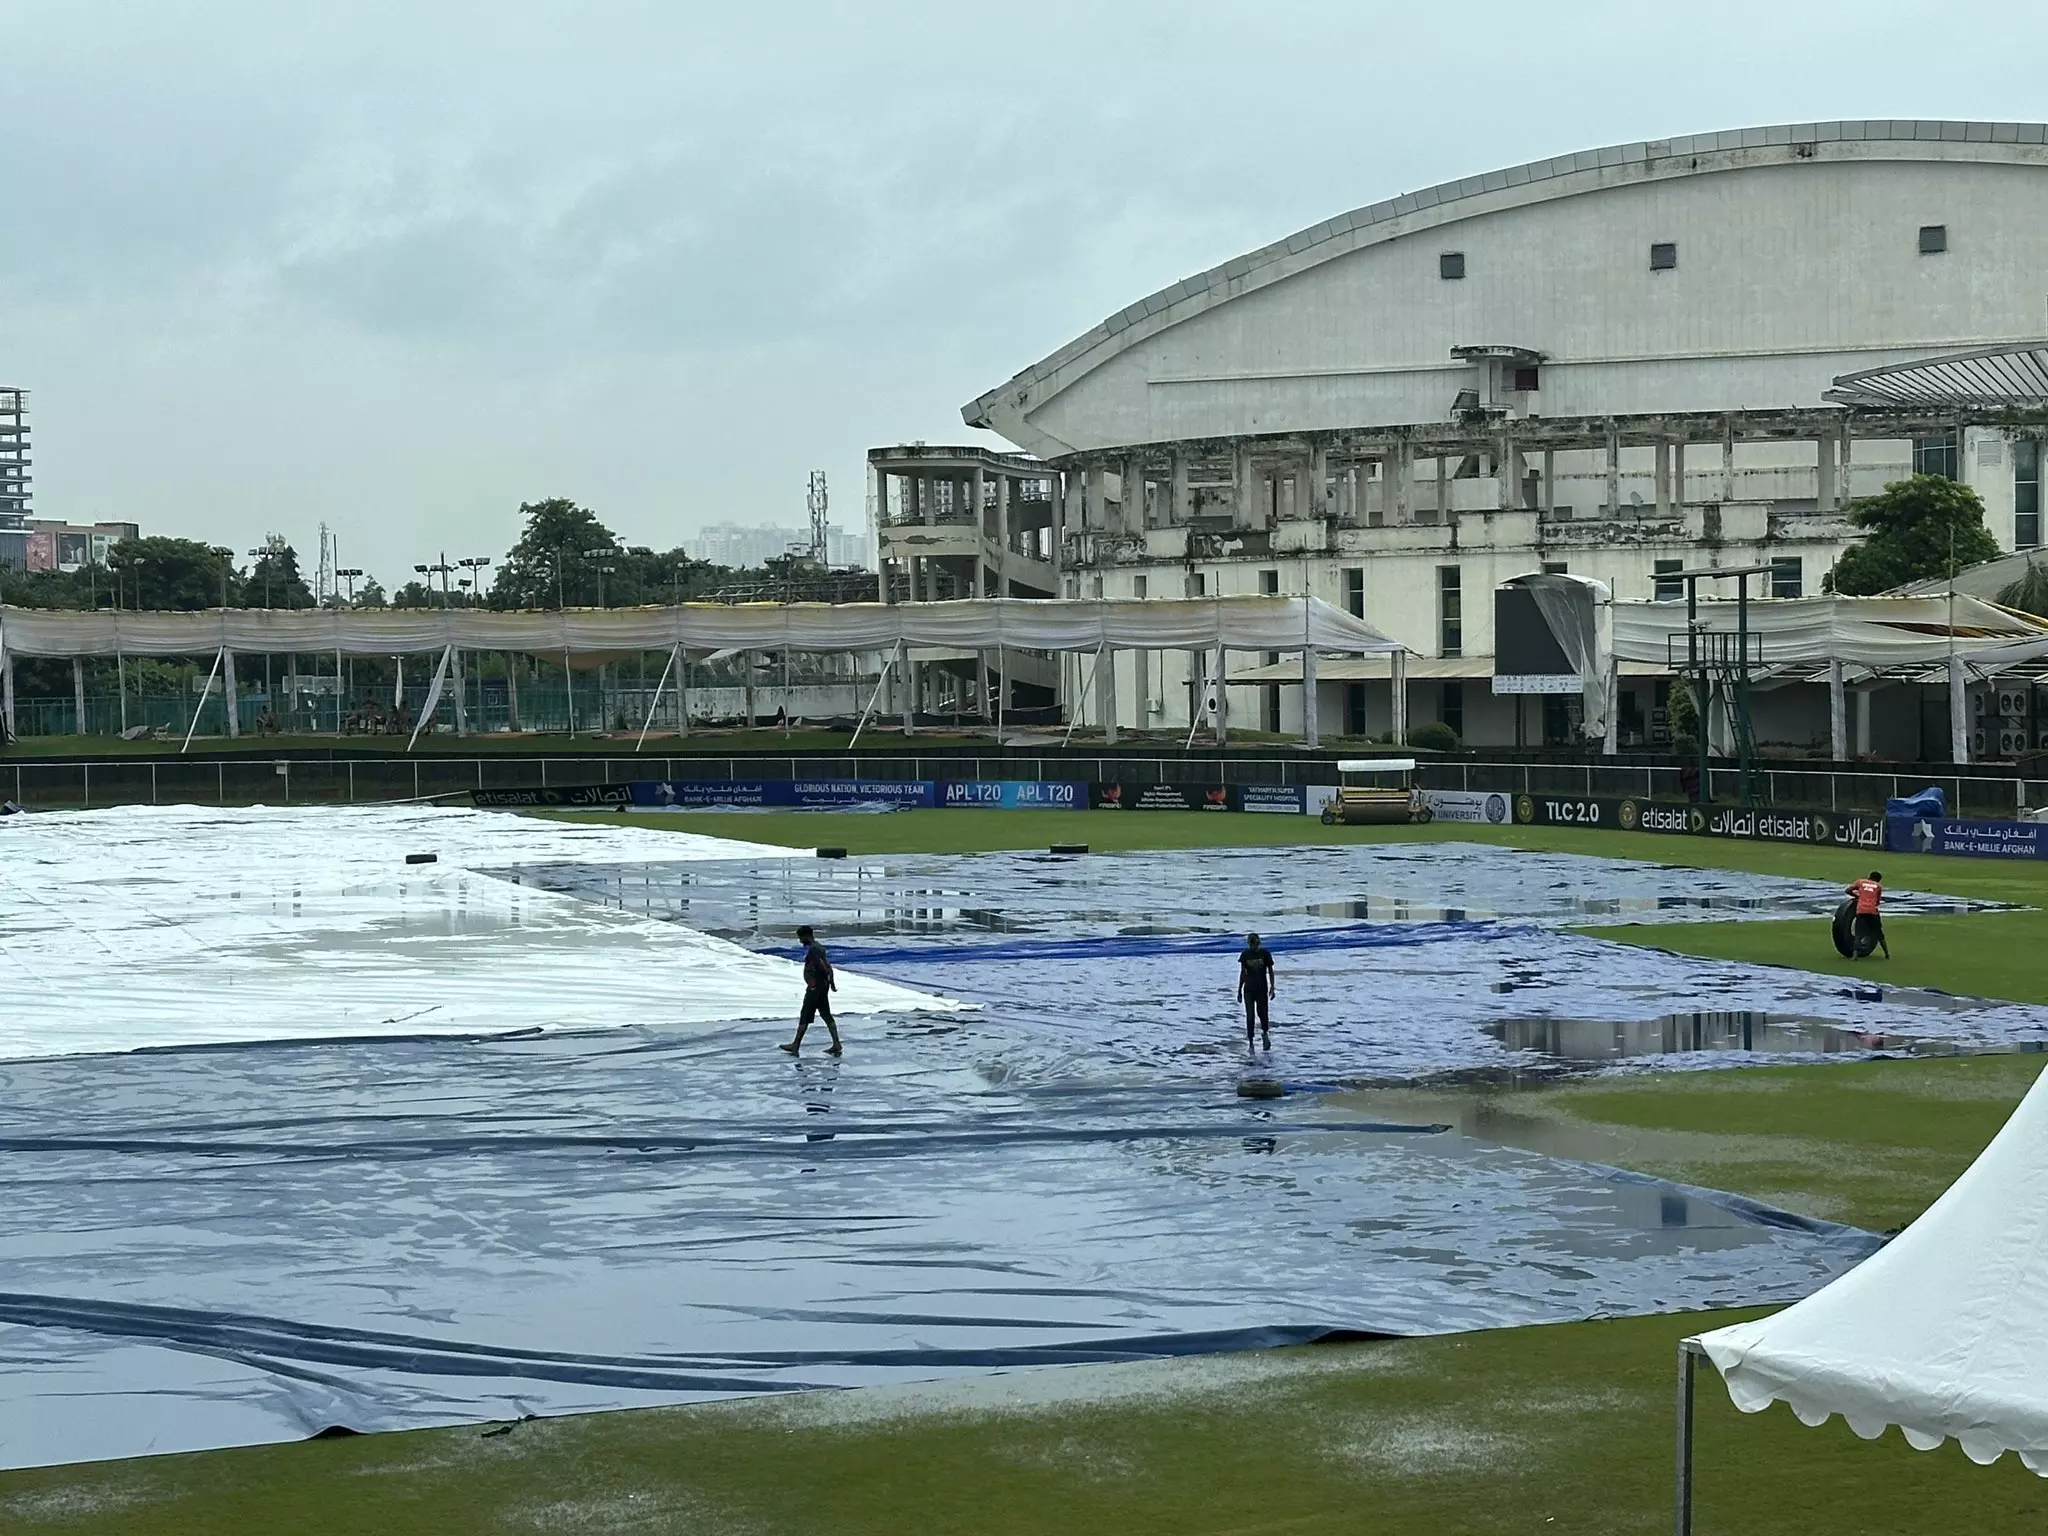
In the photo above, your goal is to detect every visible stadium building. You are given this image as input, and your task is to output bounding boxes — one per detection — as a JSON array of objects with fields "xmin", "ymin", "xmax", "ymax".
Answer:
[{"xmin": 875, "ymin": 121, "xmax": 2048, "ymax": 751}]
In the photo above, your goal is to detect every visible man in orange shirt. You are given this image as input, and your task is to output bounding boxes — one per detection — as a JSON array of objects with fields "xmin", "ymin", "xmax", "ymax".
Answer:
[{"xmin": 1846, "ymin": 870, "xmax": 1890, "ymax": 960}]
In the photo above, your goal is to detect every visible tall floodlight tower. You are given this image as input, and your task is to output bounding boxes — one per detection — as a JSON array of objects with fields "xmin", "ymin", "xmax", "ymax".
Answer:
[
  {"xmin": 806, "ymin": 471, "xmax": 828, "ymax": 562},
  {"xmin": 315, "ymin": 523, "xmax": 338, "ymax": 605}
]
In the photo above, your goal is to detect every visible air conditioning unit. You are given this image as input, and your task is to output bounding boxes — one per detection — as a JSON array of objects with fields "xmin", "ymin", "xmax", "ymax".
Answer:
[
  {"xmin": 1973, "ymin": 692, "xmax": 1988, "ymax": 718},
  {"xmin": 2010, "ymin": 690, "xmax": 2033, "ymax": 719},
  {"xmin": 1999, "ymin": 688, "xmax": 2029, "ymax": 717},
  {"xmin": 2000, "ymin": 727, "xmax": 2028, "ymax": 757},
  {"xmin": 1971, "ymin": 727, "xmax": 1989, "ymax": 755},
  {"xmin": 2038, "ymin": 724, "xmax": 2048, "ymax": 750}
]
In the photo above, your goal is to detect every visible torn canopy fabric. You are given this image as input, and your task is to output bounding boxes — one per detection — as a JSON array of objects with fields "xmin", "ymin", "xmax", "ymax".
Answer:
[
  {"xmin": 1695, "ymin": 1062, "xmax": 2048, "ymax": 1474},
  {"xmin": 0, "ymin": 595, "xmax": 1401, "ymax": 660}
]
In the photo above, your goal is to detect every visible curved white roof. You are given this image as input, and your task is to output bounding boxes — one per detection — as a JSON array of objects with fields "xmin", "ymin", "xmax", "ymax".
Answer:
[{"xmin": 966, "ymin": 121, "xmax": 2048, "ymax": 454}]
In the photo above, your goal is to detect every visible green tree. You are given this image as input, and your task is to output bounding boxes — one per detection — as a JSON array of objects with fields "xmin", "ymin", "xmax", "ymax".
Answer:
[
  {"xmin": 1996, "ymin": 557, "xmax": 2048, "ymax": 619},
  {"xmin": 0, "ymin": 567, "xmax": 90, "ymax": 610},
  {"xmin": 354, "ymin": 577, "xmax": 389, "ymax": 609},
  {"xmin": 390, "ymin": 580, "xmax": 435, "ymax": 608},
  {"xmin": 244, "ymin": 538, "xmax": 315, "ymax": 609},
  {"xmin": 487, "ymin": 498, "xmax": 624, "ymax": 609},
  {"xmin": 1825, "ymin": 474, "xmax": 2003, "ymax": 595},
  {"xmin": 105, "ymin": 537, "xmax": 239, "ymax": 611}
]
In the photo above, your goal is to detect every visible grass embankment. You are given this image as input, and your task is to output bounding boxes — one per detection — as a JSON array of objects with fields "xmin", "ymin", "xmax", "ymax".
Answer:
[{"xmin": 5, "ymin": 818, "xmax": 2047, "ymax": 1533}]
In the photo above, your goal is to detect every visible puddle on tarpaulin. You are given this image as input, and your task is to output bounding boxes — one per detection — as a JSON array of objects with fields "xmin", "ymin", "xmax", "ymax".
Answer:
[
  {"xmin": 1483, "ymin": 1010, "xmax": 2008, "ymax": 1065},
  {"xmin": 492, "ymin": 846, "xmax": 2009, "ymax": 945}
]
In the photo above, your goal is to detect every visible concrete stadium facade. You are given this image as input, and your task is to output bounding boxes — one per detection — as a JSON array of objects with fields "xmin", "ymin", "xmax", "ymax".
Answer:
[{"xmin": 879, "ymin": 121, "xmax": 2048, "ymax": 754}]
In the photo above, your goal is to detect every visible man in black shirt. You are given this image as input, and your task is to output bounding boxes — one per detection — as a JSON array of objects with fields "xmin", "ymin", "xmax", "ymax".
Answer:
[
  {"xmin": 1237, "ymin": 933, "xmax": 1275, "ymax": 1053},
  {"xmin": 780, "ymin": 924, "xmax": 843, "ymax": 1056}
]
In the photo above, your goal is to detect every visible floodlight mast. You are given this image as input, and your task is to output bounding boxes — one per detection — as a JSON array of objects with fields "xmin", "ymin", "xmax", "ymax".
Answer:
[{"xmin": 1666, "ymin": 564, "xmax": 1772, "ymax": 808}]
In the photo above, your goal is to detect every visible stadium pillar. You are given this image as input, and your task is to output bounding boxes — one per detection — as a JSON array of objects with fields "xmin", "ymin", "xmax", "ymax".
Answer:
[
  {"xmin": 0, "ymin": 647, "xmax": 14, "ymax": 741},
  {"xmin": 995, "ymin": 474, "xmax": 1011, "ymax": 573},
  {"xmin": 1817, "ymin": 432, "xmax": 1837, "ymax": 513},
  {"xmin": 1388, "ymin": 436, "xmax": 1411, "ymax": 524},
  {"xmin": 73, "ymin": 658, "xmax": 87, "ymax": 735},
  {"xmin": 1170, "ymin": 451, "xmax": 1191, "ymax": 526},
  {"xmin": 1307, "ymin": 443, "xmax": 1328, "ymax": 521},
  {"xmin": 1604, "ymin": 423, "xmax": 1621, "ymax": 514},
  {"xmin": 1950, "ymin": 657, "xmax": 1969, "ymax": 765},
  {"xmin": 1720, "ymin": 417, "xmax": 1736, "ymax": 502},
  {"xmin": 506, "ymin": 654, "xmax": 521, "ymax": 732},
  {"xmin": 1828, "ymin": 659, "xmax": 1847, "ymax": 761},
  {"xmin": 1539, "ymin": 449, "xmax": 1554, "ymax": 515},
  {"xmin": 451, "ymin": 650, "xmax": 469, "ymax": 734},
  {"xmin": 1302, "ymin": 648, "xmax": 1319, "ymax": 749},
  {"xmin": 1390, "ymin": 650, "xmax": 1408, "ymax": 744},
  {"xmin": 1673, "ymin": 438, "xmax": 1687, "ymax": 506},
  {"xmin": 1212, "ymin": 643, "xmax": 1228, "ymax": 744},
  {"xmin": 1654, "ymin": 440, "xmax": 1673, "ymax": 517},
  {"xmin": 222, "ymin": 651, "xmax": 239, "ymax": 737},
  {"xmin": 1233, "ymin": 444, "xmax": 1257, "ymax": 530},
  {"xmin": 1085, "ymin": 462, "xmax": 1107, "ymax": 533},
  {"xmin": 1099, "ymin": 644, "xmax": 1118, "ymax": 744}
]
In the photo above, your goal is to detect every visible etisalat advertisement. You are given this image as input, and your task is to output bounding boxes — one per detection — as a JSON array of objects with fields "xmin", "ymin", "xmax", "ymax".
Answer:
[{"xmin": 1494, "ymin": 792, "xmax": 1891, "ymax": 849}]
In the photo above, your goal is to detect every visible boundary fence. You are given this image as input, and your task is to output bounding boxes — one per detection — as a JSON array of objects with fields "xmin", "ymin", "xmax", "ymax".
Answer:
[{"xmin": 6, "ymin": 753, "xmax": 2044, "ymax": 819}]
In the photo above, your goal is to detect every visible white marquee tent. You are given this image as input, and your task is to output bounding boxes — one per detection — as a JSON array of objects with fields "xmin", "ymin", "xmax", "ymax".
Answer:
[
  {"xmin": 1676, "ymin": 1063, "xmax": 2048, "ymax": 1529},
  {"xmin": 1609, "ymin": 593, "xmax": 2048, "ymax": 762},
  {"xmin": 0, "ymin": 595, "xmax": 1402, "ymax": 749}
]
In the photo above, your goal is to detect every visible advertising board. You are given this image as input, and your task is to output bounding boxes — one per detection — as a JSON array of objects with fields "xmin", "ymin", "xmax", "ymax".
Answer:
[
  {"xmin": 1091, "ymin": 783, "xmax": 1231, "ymax": 811},
  {"xmin": 940, "ymin": 781, "xmax": 1086, "ymax": 810},
  {"xmin": 1421, "ymin": 790, "xmax": 1513, "ymax": 825},
  {"xmin": 1886, "ymin": 817, "xmax": 2048, "ymax": 860},
  {"xmin": 1509, "ymin": 793, "xmax": 1888, "ymax": 848},
  {"xmin": 472, "ymin": 783, "xmax": 632, "ymax": 809},
  {"xmin": 1232, "ymin": 785, "xmax": 1306, "ymax": 814}
]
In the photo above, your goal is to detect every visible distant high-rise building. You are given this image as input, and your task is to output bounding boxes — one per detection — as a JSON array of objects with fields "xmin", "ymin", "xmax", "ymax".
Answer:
[
  {"xmin": 687, "ymin": 521, "xmax": 871, "ymax": 570},
  {"xmin": 0, "ymin": 389, "xmax": 29, "ymax": 555}
]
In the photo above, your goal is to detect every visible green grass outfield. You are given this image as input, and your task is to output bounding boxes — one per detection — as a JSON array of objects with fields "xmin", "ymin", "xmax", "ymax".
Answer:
[{"xmin": 6, "ymin": 814, "xmax": 2048, "ymax": 1534}]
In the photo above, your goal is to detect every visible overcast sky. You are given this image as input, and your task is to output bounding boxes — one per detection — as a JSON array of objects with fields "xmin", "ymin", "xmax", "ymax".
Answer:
[{"xmin": 5, "ymin": 1, "xmax": 2046, "ymax": 588}]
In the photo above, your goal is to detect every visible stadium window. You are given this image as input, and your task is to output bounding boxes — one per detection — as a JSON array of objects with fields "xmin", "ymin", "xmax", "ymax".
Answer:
[
  {"xmin": 1913, "ymin": 432, "xmax": 1959, "ymax": 480},
  {"xmin": 2018, "ymin": 439, "xmax": 2041, "ymax": 549},
  {"xmin": 1541, "ymin": 561, "xmax": 1568, "ymax": 575},
  {"xmin": 1441, "ymin": 680, "xmax": 1465, "ymax": 740},
  {"xmin": 1512, "ymin": 366, "xmax": 1540, "ymax": 393},
  {"xmin": 1259, "ymin": 568, "xmax": 1280, "ymax": 596},
  {"xmin": 1918, "ymin": 224, "xmax": 1948, "ymax": 255},
  {"xmin": 1133, "ymin": 574, "xmax": 1147, "ymax": 599},
  {"xmin": 1769, "ymin": 557, "xmax": 1803, "ymax": 598},
  {"xmin": 1653, "ymin": 559, "xmax": 1683, "ymax": 602},
  {"xmin": 1437, "ymin": 565, "xmax": 1463, "ymax": 658},
  {"xmin": 1342, "ymin": 567, "xmax": 1365, "ymax": 618},
  {"xmin": 1439, "ymin": 251, "xmax": 1465, "ymax": 280},
  {"xmin": 1344, "ymin": 681, "xmax": 1368, "ymax": 736},
  {"xmin": 1650, "ymin": 241, "xmax": 1678, "ymax": 271},
  {"xmin": 1189, "ymin": 572, "xmax": 1207, "ymax": 597}
]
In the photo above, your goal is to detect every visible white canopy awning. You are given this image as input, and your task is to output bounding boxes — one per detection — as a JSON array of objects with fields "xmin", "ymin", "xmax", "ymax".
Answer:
[
  {"xmin": 1612, "ymin": 594, "xmax": 2048, "ymax": 669},
  {"xmin": 0, "ymin": 596, "xmax": 1402, "ymax": 662},
  {"xmin": 1695, "ymin": 1063, "xmax": 2048, "ymax": 1474}
]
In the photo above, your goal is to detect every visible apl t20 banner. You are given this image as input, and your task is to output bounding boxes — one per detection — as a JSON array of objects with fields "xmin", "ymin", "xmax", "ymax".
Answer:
[{"xmin": 941, "ymin": 781, "xmax": 1085, "ymax": 809}]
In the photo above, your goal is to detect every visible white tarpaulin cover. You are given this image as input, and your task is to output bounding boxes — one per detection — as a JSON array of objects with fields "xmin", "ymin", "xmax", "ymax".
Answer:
[
  {"xmin": 1695, "ymin": 1062, "xmax": 2048, "ymax": 1473},
  {"xmin": 0, "ymin": 595, "xmax": 1401, "ymax": 660},
  {"xmin": 0, "ymin": 804, "xmax": 953, "ymax": 1060},
  {"xmin": 1612, "ymin": 594, "xmax": 2048, "ymax": 670}
]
